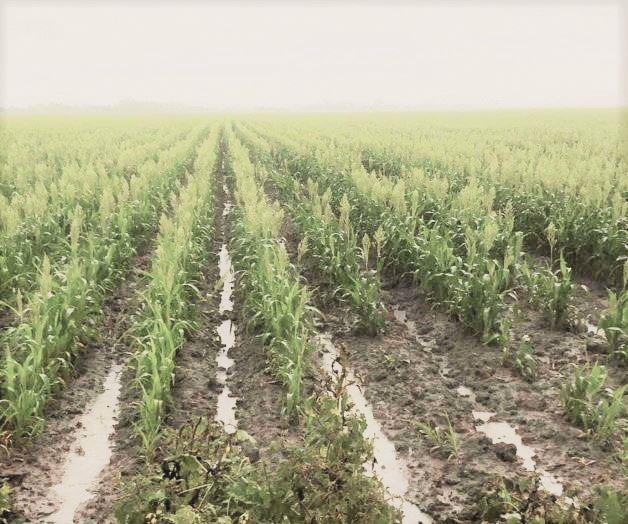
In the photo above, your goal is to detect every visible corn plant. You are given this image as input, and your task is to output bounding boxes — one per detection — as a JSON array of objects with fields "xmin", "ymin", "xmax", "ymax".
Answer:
[
  {"xmin": 521, "ymin": 255, "xmax": 573, "ymax": 328},
  {"xmin": 560, "ymin": 363, "xmax": 626, "ymax": 439},
  {"xmin": 227, "ymin": 128, "xmax": 314, "ymax": 420},
  {"xmin": 415, "ymin": 413, "xmax": 460, "ymax": 459},
  {"xmin": 246, "ymin": 129, "xmax": 520, "ymax": 345},
  {"xmin": 0, "ymin": 120, "xmax": 203, "ymax": 308},
  {"xmin": 0, "ymin": 127, "xmax": 206, "ymax": 436},
  {"xmin": 599, "ymin": 288, "xmax": 628, "ymax": 361},
  {"xmin": 502, "ymin": 335, "xmax": 538, "ymax": 382},
  {"xmin": 132, "ymin": 130, "xmax": 219, "ymax": 453},
  {"xmin": 283, "ymin": 182, "xmax": 385, "ymax": 335}
]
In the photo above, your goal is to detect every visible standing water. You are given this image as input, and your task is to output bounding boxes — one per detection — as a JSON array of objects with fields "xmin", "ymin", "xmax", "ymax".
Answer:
[
  {"xmin": 472, "ymin": 410, "xmax": 564, "ymax": 497},
  {"xmin": 47, "ymin": 363, "xmax": 123, "ymax": 523},
  {"xmin": 317, "ymin": 334, "xmax": 432, "ymax": 524},
  {"xmin": 214, "ymin": 199, "xmax": 238, "ymax": 434}
]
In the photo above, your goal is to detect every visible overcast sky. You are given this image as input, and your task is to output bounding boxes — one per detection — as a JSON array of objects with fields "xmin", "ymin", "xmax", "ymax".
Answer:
[{"xmin": 1, "ymin": 1, "xmax": 625, "ymax": 110}]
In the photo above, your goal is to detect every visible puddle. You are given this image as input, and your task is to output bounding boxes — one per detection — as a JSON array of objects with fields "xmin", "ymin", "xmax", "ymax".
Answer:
[
  {"xmin": 218, "ymin": 244, "xmax": 234, "ymax": 313},
  {"xmin": 214, "ymin": 200, "xmax": 238, "ymax": 433},
  {"xmin": 472, "ymin": 411, "xmax": 563, "ymax": 497},
  {"xmin": 473, "ymin": 412, "xmax": 536, "ymax": 471},
  {"xmin": 47, "ymin": 363, "xmax": 123, "ymax": 523},
  {"xmin": 215, "ymin": 319, "xmax": 237, "ymax": 433},
  {"xmin": 539, "ymin": 470, "xmax": 564, "ymax": 497},
  {"xmin": 318, "ymin": 334, "xmax": 432, "ymax": 524}
]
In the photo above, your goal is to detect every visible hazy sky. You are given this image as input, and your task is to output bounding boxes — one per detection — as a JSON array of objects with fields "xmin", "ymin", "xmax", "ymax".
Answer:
[{"xmin": 1, "ymin": 1, "xmax": 625, "ymax": 110}]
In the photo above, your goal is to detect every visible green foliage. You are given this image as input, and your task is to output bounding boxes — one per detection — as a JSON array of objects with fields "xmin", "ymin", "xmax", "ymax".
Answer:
[
  {"xmin": 0, "ymin": 123, "xmax": 206, "ymax": 436},
  {"xmin": 116, "ymin": 403, "xmax": 400, "ymax": 522},
  {"xmin": 522, "ymin": 255, "xmax": 573, "ymax": 328},
  {"xmin": 289, "ymin": 184, "xmax": 386, "ymax": 335},
  {"xmin": 228, "ymin": 128, "xmax": 314, "ymax": 420},
  {"xmin": 599, "ymin": 288, "xmax": 628, "ymax": 361},
  {"xmin": 0, "ymin": 482, "xmax": 11, "ymax": 523},
  {"xmin": 593, "ymin": 487, "xmax": 628, "ymax": 524},
  {"xmin": 415, "ymin": 413, "xmax": 460, "ymax": 459},
  {"xmin": 132, "ymin": 130, "xmax": 219, "ymax": 453},
  {"xmin": 560, "ymin": 363, "xmax": 626, "ymax": 439},
  {"xmin": 502, "ymin": 335, "xmax": 538, "ymax": 382}
]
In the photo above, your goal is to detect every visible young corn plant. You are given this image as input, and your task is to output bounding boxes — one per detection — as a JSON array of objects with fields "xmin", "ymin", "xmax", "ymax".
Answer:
[
  {"xmin": 599, "ymin": 288, "xmax": 628, "ymax": 361},
  {"xmin": 502, "ymin": 335, "xmax": 538, "ymax": 382},
  {"xmin": 289, "ymin": 185, "xmax": 385, "ymax": 335},
  {"xmin": 560, "ymin": 363, "xmax": 626, "ymax": 439},
  {"xmin": 0, "ymin": 129, "xmax": 206, "ymax": 437},
  {"xmin": 522, "ymin": 254, "xmax": 573, "ymax": 328},
  {"xmin": 1, "ymin": 217, "xmax": 93, "ymax": 435},
  {"xmin": 415, "ymin": 413, "xmax": 460, "ymax": 459},
  {"xmin": 132, "ymin": 131, "xmax": 218, "ymax": 453},
  {"xmin": 228, "ymin": 128, "xmax": 314, "ymax": 420}
]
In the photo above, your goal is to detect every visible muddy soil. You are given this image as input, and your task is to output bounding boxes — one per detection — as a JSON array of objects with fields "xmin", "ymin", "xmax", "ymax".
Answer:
[
  {"xmin": 166, "ymin": 267, "xmax": 221, "ymax": 430},
  {"xmin": 0, "ymin": 251, "xmax": 151, "ymax": 523},
  {"xmin": 324, "ymin": 283, "xmax": 625, "ymax": 521},
  {"xmin": 228, "ymin": 331, "xmax": 300, "ymax": 457}
]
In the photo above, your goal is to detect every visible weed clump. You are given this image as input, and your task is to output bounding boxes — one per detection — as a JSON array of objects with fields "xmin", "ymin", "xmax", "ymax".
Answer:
[{"xmin": 115, "ymin": 410, "xmax": 400, "ymax": 523}]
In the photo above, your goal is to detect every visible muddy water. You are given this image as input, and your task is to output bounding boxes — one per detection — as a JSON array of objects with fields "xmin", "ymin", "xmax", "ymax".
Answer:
[
  {"xmin": 215, "ymin": 318, "xmax": 237, "ymax": 433},
  {"xmin": 219, "ymin": 244, "xmax": 235, "ymax": 313},
  {"xmin": 46, "ymin": 363, "xmax": 123, "ymax": 523},
  {"xmin": 214, "ymin": 197, "xmax": 239, "ymax": 434},
  {"xmin": 471, "ymin": 410, "xmax": 563, "ymax": 497},
  {"xmin": 317, "ymin": 334, "xmax": 432, "ymax": 524}
]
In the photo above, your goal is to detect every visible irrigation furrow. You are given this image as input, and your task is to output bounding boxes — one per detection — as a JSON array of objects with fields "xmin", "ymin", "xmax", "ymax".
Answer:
[
  {"xmin": 214, "ymin": 171, "xmax": 239, "ymax": 434},
  {"xmin": 47, "ymin": 363, "xmax": 123, "ymax": 523},
  {"xmin": 317, "ymin": 333, "xmax": 432, "ymax": 524}
]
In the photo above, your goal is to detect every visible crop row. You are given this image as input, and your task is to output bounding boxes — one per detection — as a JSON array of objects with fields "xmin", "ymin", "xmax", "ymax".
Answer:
[
  {"xmin": 0, "ymin": 127, "xmax": 207, "ymax": 436},
  {"xmin": 235, "ymin": 123, "xmax": 627, "ymax": 446},
  {"xmin": 254, "ymin": 114, "xmax": 627, "ymax": 285},
  {"xmin": 0, "ymin": 120, "xmax": 206, "ymax": 306},
  {"xmin": 114, "ymin": 127, "xmax": 401, "ymax": 522},
  {"xmin": 131, "ymin": 126, "xmax": 220, "ymax": 452}
]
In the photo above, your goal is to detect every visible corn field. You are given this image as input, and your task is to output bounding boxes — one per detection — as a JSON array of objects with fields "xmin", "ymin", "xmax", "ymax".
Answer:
[{"xmin": 0, "ymin": 112, "xmax": 626, "ymax": 523}]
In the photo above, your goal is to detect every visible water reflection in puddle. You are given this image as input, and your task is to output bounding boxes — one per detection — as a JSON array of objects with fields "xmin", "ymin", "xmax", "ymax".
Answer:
[
  {"xmin": 47, "ymin": 363, "xmax": 123, "ymax": 523},
  {"xmin": 318, "ymin": 334, "xmax": 432, "ymax": 524}
]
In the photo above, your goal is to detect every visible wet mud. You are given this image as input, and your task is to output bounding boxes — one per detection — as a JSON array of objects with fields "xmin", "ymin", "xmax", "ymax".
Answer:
[{"xmin": 326, "ymin": 283, "xmax": 625, "ymax": 521}]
